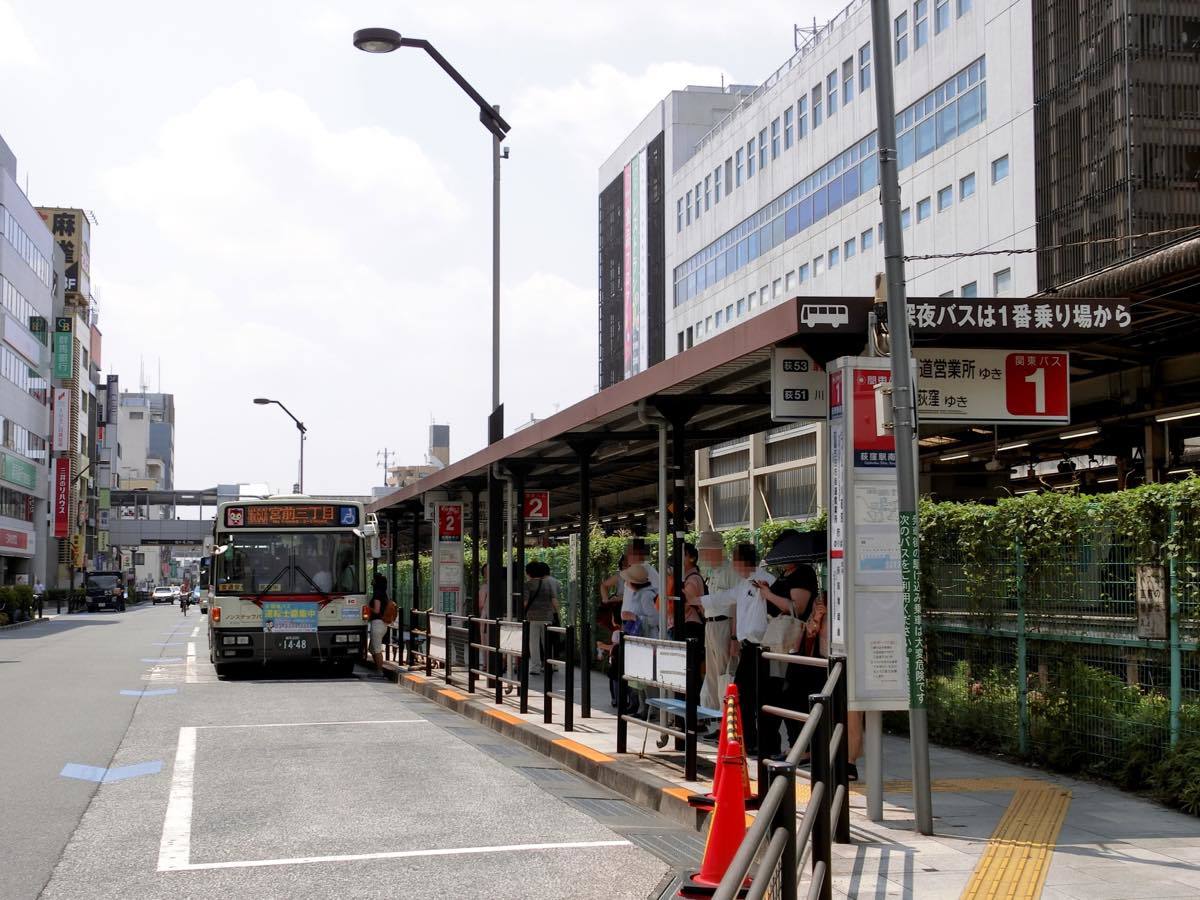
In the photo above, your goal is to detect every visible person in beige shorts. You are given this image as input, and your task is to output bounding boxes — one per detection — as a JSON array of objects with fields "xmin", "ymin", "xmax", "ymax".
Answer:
[{"xmin": 696, "ymin": 531, "xmax": 738, "ymax": 727}]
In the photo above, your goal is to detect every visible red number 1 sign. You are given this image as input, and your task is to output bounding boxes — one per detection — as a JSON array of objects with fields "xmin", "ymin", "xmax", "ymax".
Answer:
[
  {"xmin": 524, "ymin": 491, "xmax": 550, "ymax": 521},
  {"xmin": 1005, "ymin": 353, "xmax": 1069, "ymax": 418}
]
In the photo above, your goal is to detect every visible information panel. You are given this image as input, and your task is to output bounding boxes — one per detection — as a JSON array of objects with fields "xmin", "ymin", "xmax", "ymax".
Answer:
[{"xmin": 224, "ymin": 504, "xmax": 359, "ymax": 528}]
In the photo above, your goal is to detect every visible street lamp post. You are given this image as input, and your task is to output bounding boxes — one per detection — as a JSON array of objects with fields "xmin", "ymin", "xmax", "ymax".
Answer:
[
  {"xmin": 253, "ymin": 398, "xmax": 307, "ymax": 494},
  {"xmin": 353, "ymin": 28, "xmax": 511, "ymax": 620}
]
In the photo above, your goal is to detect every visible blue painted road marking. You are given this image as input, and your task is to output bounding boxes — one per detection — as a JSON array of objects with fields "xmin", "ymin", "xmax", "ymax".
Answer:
[
  {"xmin": 120, "ymin": 688, "xmax": 178, "ymax": 697},
  {"xmin": 61, "ymin": 761, "xmax": 163, "ymax": 783},
  {"xmin": 142, "ymin": 657, "xmax": 183, "ymax": 663}
]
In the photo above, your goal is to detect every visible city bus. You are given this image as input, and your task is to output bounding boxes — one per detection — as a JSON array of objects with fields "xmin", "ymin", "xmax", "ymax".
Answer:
[{"xmin": 208, "ymin": 497, "xmax": 372, "ymax": 676}]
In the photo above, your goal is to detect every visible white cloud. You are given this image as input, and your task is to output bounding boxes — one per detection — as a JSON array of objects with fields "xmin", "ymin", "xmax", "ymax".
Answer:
[
  {"xmin": 514, "ymin": 61, "xmax": 732, "ymax": 162},
  {"xmin": 0, "ymin": 1, "xmax": 38, "ymax": 67}
]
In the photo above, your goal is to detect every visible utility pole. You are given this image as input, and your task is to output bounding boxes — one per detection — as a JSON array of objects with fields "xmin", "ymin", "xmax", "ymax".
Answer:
[
  {"xmin": 377, "ymin": 448, "xmax": 393, "ymax": 486},
  {"xmin": 870, "ymin": 0, "xmax": 933, "ymax": 835}
]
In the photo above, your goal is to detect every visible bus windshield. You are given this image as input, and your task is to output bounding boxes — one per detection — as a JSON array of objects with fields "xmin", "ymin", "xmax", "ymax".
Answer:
[{"xmin": 215, "ymin": 532, "xmax": 363, "ymax": 595}]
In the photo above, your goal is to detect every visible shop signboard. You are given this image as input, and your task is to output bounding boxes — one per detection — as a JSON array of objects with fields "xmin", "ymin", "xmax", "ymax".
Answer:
[
  {"xmin": 53, "ymin": 388, "xmax": 70, "ymax": 451},
  {"xmin": 2, "ymin": 453, "xmax": 36, "ymax": 491},
  {"xmin": 53, "ymin": 458, "xmax": 70, "ymax": 538},
  {"xmin": 53, "ymin": 317, "xmax": 73, "ymax": 380}
]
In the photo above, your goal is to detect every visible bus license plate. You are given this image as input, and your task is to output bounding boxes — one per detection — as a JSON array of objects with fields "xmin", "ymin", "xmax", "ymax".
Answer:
[{"xmin": 276, "ymin": 636, "xmax": 309, "ymax": 651}]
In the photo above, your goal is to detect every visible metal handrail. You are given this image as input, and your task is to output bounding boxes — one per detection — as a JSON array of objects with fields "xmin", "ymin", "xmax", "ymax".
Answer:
[
  {"xmin": 714, "ymin": 657, "xmax": 848, "ymax": 900},
  {"xmin": 615, "ymin": 635, "xmax": 703, "ymax": 780},
  {"xmin": 541, "ymin": 624, "xmax": 575, "ymax": 731}
]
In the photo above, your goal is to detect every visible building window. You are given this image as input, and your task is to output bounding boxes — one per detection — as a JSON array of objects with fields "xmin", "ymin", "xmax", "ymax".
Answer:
[
  {"xmin": 957, "ymin": 0, "xmax": 972, "ymax": 15},
  {"xmin": 859, "ymin": 43, "xmax": 872, "ymax": 91},
  {"xmin": 939, "ymin": 290, "xmax": 954, "ymax": 297},
  {"xmin": 993, "ymin": 268, "xmax": 1012, "ymax": 294},
  {"xmin": 771, "ymin": 118, "xmax": 780, "ymax": 159},
  {"xmin": 935, "ymin": 0, "xmax": 950, "ymax": 33},
  {"xmin": 695, "ymin": 182, "xmax": 702, "ymax": 218},
  {"xmin": 842, "ymin": 58, "xmax": 854, "ymax": 104},
  {"xmin": 686, "ymin": 326, "xmax": 693, "ymax": 348},
  {"xmin": 704, "ymin": 175, "xmax": 712, "ymax": 211},
  {"xmin": 747, "ymin": 139, "xmax": 756, "ymax": 177},
  {"xmin": 812, "ymin": 84, "xmax": 823, "ymax": 127},
  {"xmin": 784, "ymin": 107, "xmax": 794, "ymax": 149},
  {"xmin": 714, "ymin": 166, "xmax": 722, "ymax": 203},
  {"xmin": 685, "ymin": 190, "xmax": 692, "ymax": 225},
  {"xmin": 937, "ymin": 185, "xmax": 953, "ymax": 211},
  {"xmin": 726, "ymin": 304, "xmax": 734, "ymax": 321},
  {"xmin": 959, "ymin": 171, "xmax": 976, "ymax": 199},
  {"xmin": 716, "ymin": 309, "xmax": 723, "ymax": 328},
  {"xmin": 735, "ymin": 148, "xmax": 744, "ymax": 186},
  {"xmin": 961, "ymin": 281, "xmax": 978, "ymax": 298},
  {"xmin": 710, "ymin": 479, "xmax": 750, "ymax": 528},
  {"xmin": 861, "ymin": 227, "xmax": 874, "ymax": 250},
  {"xmin": 826, "ymin": 71, "xmax": 838, "ymax": 116},
  {"xmin": 813, "ymin": 255, "xmax": 825, "ymax": 276},
  {"xmin": 737, "ymin": 298, "xmax": 746, "ymax": 316},
  {"xmin": 901, "ymin": 207, "xmax": 912, "ymax": 229},
  {"xmin": 844, "ymin": 236, "xmax": 856, "ymax": 259},
  {"xmin": 785, "ymin": 269, "xmax": 796, "ymax": 292},
  {"xmin": 829, "ymin": 246, "xmax": 840, "ymax": 268},
  {"xmin": 773, "ymin": 278, "xmax": 782, "ymax": 298},
  {"xmin": 725, "ymin": 157, "xmax": 733, "ymax": 192},
  {"xmin": 760, "ymin": 286, "xmax": 769, "ymax": 306},
  {"xmin": 677, "ymin": 198, "xmax": 684, "ymax": 232},
  {"xmin": 991, "ymin": 154, "xmax": 1010, "ymax": 183},
  {"xmin": 678, "ymin": 331, "xmax": 685, "ymax": 354},
  {"xmin": 759, "ymin": 128, "xmax": 768, "ymax": 169},
  {"xmin": 706, "ymin": 315, "xmax": 713, "ymax": 332},
  {"xmin": 895, "ymin": 11, "xmax": 909, "ymax": 63},
  {"xmin": 917, "ymin": 196, "xmax": 932, "ymax": 222},
  {"xmin": 798, "ymin": 262, "xmax": 809, "ymax": 283},
  {"xmin": 914, "ymin": 0, "xmax": 929, "ymax": 49}
]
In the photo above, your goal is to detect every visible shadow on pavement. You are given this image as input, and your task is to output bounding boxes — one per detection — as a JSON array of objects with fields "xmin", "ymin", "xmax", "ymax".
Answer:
[{"xmin": 0, "ymin": 618, "xmax": 125, "ymax": 640}]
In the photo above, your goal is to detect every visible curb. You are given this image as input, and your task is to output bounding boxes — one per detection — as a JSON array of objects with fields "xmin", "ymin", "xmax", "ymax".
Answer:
[
  {"xmin": 0, "ymin": 617, "xmax": 45, "ymax": 632},
  {"xmin": 388, "ymin": 662, "xmax": 707, "ymax": 833}
]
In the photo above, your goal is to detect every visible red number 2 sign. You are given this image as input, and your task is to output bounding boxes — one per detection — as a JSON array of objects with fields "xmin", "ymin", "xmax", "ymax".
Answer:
[
  {"xmin": 437, "ymin": 503, "xmax": 463, "ymax": 540},
  {"xmin": 524, "ymin": 491, "xmax": 550, "ymax": 521}
]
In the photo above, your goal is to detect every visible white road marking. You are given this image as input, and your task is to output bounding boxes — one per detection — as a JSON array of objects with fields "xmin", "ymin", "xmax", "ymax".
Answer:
[
  {"xmin": 161, "ymin": 840, "xmax": 632, "ymax": 872},
  {"xmin": 185, "ymin": 642, "xmax": 197, "ymax": 684},
  {"xmin": 191, "ymin": 625, "xmax": 199, "ymax": 638},
  {"xmin": 157, "ymin": 727, "xmax": 196, "ymax": 872},
  {"xmin": 196, "ymin": 719, "xmax": 427, "ymax": 729}
]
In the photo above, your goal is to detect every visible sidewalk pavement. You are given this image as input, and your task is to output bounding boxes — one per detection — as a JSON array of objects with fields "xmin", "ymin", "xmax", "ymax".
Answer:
[{"xmin": 382, "ymin": 658, "xmax": 1200, "ymax": 899}]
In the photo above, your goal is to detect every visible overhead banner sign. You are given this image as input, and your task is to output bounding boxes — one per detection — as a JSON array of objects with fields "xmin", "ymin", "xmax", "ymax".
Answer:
[
  {"xmin": 106, "ymin": 374, "xmax": 119, "ymax": 426},
  {"xmin": 54, "ymin": 458, "xmax": 70, "ymax": 538},
  {"xmin": 53, "ymin": 388, "xmax": 70, "ymax": 452},
  {"xmin": 53, "ymin": 317, "xmax": 73, "ymax": 380},
  {"xmin": 906, "ymin": 297, "xmax": 1131, "ymax": 335},
  {"xmin": 770, "ymin": 347, "xmax": 828, "ymax": 421},
  {"xmin": 915, "ymin": 349, "xmax": 1070, "ymax": 424}
]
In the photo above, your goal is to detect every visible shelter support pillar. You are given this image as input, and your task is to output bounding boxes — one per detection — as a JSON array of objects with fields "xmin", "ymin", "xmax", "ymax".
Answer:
[
  {"xmin": 410, "ymin": 506, "xmax": 421, "ymax": 613},
  {"xmin": 567, "ymin": 439, "xmax": 597, "ymax": 718},
  {"xmin": 470, "ymin": 485, "xmax": 482, "ymax": 606},
  {"xmin": 487, "ymin": 406, "xmax": 506, "ymax": 621},
  {"xmin": 654, "ymin": 399, "xmax": 698, "ymax": 639},
  {"xmin": 512, "ymin": 465, "xmax": 527, "ymax": 619}
]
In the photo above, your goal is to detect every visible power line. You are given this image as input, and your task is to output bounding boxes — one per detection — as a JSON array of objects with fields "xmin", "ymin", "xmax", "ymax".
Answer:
[{"xmin": 903, "ymin": 225, "xmax": 1200, "ymax": 261}]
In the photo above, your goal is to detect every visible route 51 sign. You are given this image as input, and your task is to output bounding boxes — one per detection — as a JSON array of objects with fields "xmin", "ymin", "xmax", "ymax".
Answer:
[{"xmin": 771, "ymin": 347, "xmax": 828, "ymax": 421}]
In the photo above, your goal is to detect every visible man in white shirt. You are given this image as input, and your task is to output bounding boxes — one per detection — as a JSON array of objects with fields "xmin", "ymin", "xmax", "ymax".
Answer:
[
  {"xmin": 697, "ymin": 530, "xmax": 736, "ymax": 710},
  {"xmin": 728, "ymin": 542, "xmax": 772, "ymax": 754}
]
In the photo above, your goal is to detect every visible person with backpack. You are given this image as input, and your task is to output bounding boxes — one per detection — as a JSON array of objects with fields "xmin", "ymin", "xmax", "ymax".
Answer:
[{"xmin": 367, "ymin": 572, "xmax": 395, "ymax": 677}]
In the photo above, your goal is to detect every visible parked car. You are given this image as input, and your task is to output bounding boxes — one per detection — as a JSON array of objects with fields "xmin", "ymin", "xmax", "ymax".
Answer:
[
  {"xmin": 84, "ymin": 572, "xmax": 126, "ymax": 613},
  {"xmin": 152, "ymin": 586, "xmax": 175, "ymax": 604}
]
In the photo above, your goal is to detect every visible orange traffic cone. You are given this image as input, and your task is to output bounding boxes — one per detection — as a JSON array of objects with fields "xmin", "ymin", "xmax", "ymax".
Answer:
[
  {"xmin": 689, "ymin": 686, "xmax": 755, "ymax": 810},
  {"xmin": 678, "ymin": 735, "xmax": 751, "ymax": 898}
]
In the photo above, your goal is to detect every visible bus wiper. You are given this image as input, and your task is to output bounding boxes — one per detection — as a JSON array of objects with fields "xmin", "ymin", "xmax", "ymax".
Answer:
[
  {"xmin": 254, "ymin": 566, "xmax": 290, "ymax": 601},
  {"xmin": 293, "ymin": 564, "xmax": 329, "ymax": 598}
]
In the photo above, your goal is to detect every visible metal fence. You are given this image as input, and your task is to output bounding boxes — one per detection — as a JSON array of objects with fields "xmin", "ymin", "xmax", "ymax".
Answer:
[{"xmin": 921, "ymin": 504, "xmax": 1200, "ymax": 783}]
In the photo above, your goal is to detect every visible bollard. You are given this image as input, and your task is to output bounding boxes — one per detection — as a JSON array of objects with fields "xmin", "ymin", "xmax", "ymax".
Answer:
[
  {"xmin": 809, "ymin": 694, "xmax": 833, "ymax": 900},
  {"xmin": 493, "ymin": 619, "xmax": 503, "ymax": 705},
  {"xmin": 767, "ymin": 759, "xmax": 798, "ymax": 899},
  {"xmin": 830, "ymin": 657, "xmax": 851, "ymax": 844},
  {"xmin": 685, "ymin": 637, "xmax": 701, "ymax": 782},
  {"xmin": 754, "ymin": 643, "xmax": 768, "ymax": 798},
  {"xmin": 544, "ymin": 652, "xmax": 554, "ymax": 725},
  {"xmin": 467, "ymin": 616, "xmax": 477, "ymax": 694},
  {"xmin": 564, "ymin": 625, "xmax": 575, "ymax": 732},
  {"xmin": 424, "ymin": 613, "xmax": 433, "ymax": 678},
  {"xmin": 519, "ymin": 619, "xmax": 530, "ymax": 714},
  {"xmin": 580, "ymin": 619, "xmax": 592, "ymax": 718},
  {"xmin": 616, "ymin": 640, "xmax": 628, "ymax": 754}
]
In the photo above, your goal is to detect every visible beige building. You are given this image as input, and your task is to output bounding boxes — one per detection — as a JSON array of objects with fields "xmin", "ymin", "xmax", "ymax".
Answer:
[{"xmin": 695, "ymin": 422, "xmax": 824, "ymax": 532}]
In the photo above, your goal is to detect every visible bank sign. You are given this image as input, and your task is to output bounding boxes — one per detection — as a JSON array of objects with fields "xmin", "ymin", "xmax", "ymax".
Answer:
[{"xmin": 915, "ymin": 349, "xmax": 1070, "ymax": 424}]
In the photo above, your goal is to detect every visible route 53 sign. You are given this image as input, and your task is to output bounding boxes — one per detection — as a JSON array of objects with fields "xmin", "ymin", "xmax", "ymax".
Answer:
[{"xmin": 771, "ymin": 347, "xmax": 828, "ymax": 421}]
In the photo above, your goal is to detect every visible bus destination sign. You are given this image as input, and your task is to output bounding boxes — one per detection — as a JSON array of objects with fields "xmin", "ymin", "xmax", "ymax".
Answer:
[{"xmin": 223, "ymin": 504, "xmax": 360, "ymax": 528}]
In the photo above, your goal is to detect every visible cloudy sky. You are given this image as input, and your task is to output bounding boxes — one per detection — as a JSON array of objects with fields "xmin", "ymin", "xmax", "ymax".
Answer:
[{"xmin": 0, "ymin": 0, "xmax": 843, "ymax": 495}]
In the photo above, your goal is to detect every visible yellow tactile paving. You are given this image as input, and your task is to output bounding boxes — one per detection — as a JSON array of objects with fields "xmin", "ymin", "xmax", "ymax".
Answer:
[
  {"xmin": 885, "ymin": 776, "xmax": 1042, "ymax": 793},
  {"xmin": 552, "ymin": 738, "xmax": 614, "ymax": 764},
  {"xmin": 960, "ymin": 782, "xmax": 1071, "ymax": 900}
]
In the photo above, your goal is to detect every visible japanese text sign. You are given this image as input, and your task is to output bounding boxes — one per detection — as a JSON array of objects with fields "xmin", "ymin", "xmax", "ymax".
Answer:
[
  {"xmin": 437, "ymin": 502, "xmax": 463, "ymax": 542},
  {"xmin": 770, "ymin": 347, "xmax": 827, "ymax": 421},
  {"xmin": 906, "ymin": 297, "xmax": 1131, "ymax": 334},
  {"xmin": 915, "ymin": 349, "xmax": 1070, "ymax": 424}
]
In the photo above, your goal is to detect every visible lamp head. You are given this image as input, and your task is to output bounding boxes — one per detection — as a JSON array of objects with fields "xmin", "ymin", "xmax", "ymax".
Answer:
[
  {"xmin": 253, "ymin": 398, "xmax": 272, "ymax": 405},
  {"xmin": 353, "ymin": 28, "xmax": 403, "ymax": 53}
]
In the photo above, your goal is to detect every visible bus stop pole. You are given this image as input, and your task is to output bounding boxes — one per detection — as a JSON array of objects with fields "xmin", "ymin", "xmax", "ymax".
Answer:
[{"xmin": 870, "ymin": 0, "xmax": 933, "ymax": 835}]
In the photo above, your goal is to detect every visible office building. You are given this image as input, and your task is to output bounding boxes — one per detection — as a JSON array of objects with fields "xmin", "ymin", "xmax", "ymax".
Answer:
[
  {"xmin": 117, "ymin": 391, "xmax": 175, "ymax": 584},
  {"xmin": 599, "ymin": 0, "xmax": 1200, "ymax": 531},
  {"xmin": 0, "ymin": 134, "xmax": 55, "ymax": 585},
  {"xmin": 385, "ymin": 424, "xmax": 451, "ymax": 489}
]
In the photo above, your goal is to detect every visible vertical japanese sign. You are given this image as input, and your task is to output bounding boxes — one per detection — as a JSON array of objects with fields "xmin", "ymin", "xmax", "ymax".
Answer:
[
  {"xmin": 53, "ymin": 317, "xmax": 73, "ymax": 380},
  {"xmin": 828, "ymin": 358, "xmax": 909, "ymax": 709},
  {"xmin": 106, "ymin": 374, "xmax": 119, "ymax": 426},
  {"xmin": 433, "ymin": 502, "xmax": 464, "ymax": 614},
  {"xmin": 54, "ymin": 458, "xmax": 70, "ymax": 538},
  {"xmin": 53, "ymin": 388, "xmax": 70, "ymax": 452},
  {"xmin": 622, "ymin": 161, "xmax": 633, "ymax": 378}
]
